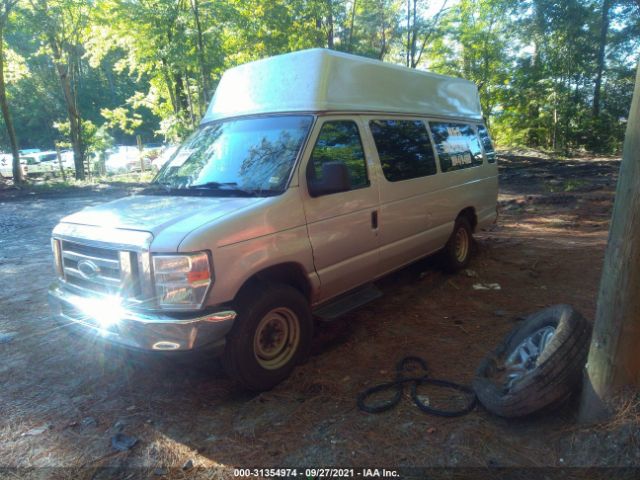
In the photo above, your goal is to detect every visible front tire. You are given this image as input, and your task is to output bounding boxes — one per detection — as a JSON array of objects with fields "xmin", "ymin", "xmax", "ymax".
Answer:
[
  {"xmin": 442, "ymin": 216, "xmax": 473, "ymax": 271},
  {"xmin": 222, "ymin": 283, "xmax": 313, "ymax": 391}
]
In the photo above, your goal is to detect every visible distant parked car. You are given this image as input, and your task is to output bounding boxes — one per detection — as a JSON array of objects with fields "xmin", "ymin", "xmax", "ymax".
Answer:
[
  {"xmin": 0, "ymin": 154, "xmax": 27, "ymax": 179},
  {"xmin": 19, "ymin": 148, "xmax": 41, "ymax": 155},
  {"xmin": 21, "ymin": 153, "xmax": 57, "ymax": 178},
  {"xmin": 131, "ymin": 151, "xmax": 154, "ymax": 172},
  {"xmin": 1, "ymin": 154, "xmax": 51, "ymax": 178},
  {"xmin": 105, "ymin": 146, "xmax": 137, "ymax": 174},
  {"xmin": 106, "ymin": 145, "xmax": 152, "ymax": 173},
  {"xmin": 27, "ymin": 151, "xmax": 65, "ymax": 176}
]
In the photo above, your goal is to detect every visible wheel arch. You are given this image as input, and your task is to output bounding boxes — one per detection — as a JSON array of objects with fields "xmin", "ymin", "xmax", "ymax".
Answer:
[
  {"xmin": 235, "ymin": 262, "xmax": 313, "ymax": 303},
  {"xmin": 457, "ymin": 206, "xmax": 478, "ymax": 232}
]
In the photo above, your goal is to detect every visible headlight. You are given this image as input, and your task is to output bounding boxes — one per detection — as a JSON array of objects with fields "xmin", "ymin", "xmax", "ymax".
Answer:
[{"xmin": 152, "ymin": 252, "xmax": 212, "ymax": 310}]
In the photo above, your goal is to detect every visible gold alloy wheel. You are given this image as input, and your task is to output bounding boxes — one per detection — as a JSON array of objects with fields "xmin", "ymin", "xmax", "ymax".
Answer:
[
  {"xmin": 454, "ymin": 226, "xmax": 470, "ymax": 263},
  {"xmin": 253, "ymin": 307, "xmax": 300, "ymax": 370}
]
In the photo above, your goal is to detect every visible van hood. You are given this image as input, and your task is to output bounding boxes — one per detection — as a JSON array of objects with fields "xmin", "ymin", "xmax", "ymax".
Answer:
[{"xmin": 61, "ymin": 194, "xmax": 266, "ymax": 238}]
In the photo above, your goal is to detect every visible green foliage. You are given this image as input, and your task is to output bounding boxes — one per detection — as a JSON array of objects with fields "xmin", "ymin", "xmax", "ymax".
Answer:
[
  {"xmin": 100, "ymin": 107, "xmax": 143, "ymax": 135},
  {"xmin": 53, "ymin": 119, "xmax": 113, "ymax": 154},
  {"xmin": 0, "ymin": 0, "xmax": 637, "ymax": 155}
]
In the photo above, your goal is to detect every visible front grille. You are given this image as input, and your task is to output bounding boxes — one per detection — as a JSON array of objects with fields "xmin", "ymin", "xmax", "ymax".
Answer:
[{"xmin": 60, "ymin": 240, "xmax": 139, "ymax": 298}]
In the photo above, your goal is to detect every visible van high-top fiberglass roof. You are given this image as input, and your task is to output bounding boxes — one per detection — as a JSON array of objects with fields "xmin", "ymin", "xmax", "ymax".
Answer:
[{"xmin": 202, "ymin": 49, "xmax": 483, "ymax": 123}]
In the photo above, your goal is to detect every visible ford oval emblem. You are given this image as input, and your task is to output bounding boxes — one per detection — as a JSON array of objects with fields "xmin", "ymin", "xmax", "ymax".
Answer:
[{"xmin": 77, "ymin": 259, "xmax": 100, "ymax": 279}]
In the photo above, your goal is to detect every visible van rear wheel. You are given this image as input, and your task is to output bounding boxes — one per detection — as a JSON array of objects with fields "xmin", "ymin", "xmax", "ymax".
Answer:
[
  {"xmin": 222, "ymin": 283, "xmax": 312, "ymax": 391},
  {"xmin": 443, "ymin": 216, "xmax": 473, "ymax": 272}
]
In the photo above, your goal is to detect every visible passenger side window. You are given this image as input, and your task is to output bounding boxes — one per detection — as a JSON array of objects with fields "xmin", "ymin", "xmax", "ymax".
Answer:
[
  {"xmin": 429, "ymin": 122, "xmax": 483, "ymax": 173},
  {"xmin": 308, "ymin": 121, "xmax": 369, "ymax": 193},
  {"xmin": 477, "ymin": 124, "xmax": 496, "ymax": 163},
  {"xmin": 369, "ymin": 120, "xmax": 437, "ymax": 182}
]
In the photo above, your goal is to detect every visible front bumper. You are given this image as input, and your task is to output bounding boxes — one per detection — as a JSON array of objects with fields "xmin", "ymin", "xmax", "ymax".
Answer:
[{"xmin": 48, "ymin": 283, "xmax": 236, "ymax": 352}]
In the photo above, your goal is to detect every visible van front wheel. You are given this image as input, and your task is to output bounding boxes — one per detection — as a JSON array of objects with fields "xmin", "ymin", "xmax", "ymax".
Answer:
[
  {"xmin": 222, "ymin": 283, "xmax": 312, "ymax": 391},
  {"xmin": 443, "ymin": 217, "xmax": 473, "ymax": 272}
]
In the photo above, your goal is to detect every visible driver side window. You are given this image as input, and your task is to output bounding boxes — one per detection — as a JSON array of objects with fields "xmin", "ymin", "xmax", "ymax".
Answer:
[{"xmin": 307, "ymin": 120, "xmax": 369, "ymax": 192}]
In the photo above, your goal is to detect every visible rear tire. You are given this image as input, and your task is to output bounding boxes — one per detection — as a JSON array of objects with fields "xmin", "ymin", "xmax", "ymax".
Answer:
[
  {"xmin": 442, "ymin": 216, "xmax": 473, "ymax": 272},
  {"xmin": 222, "ymin": 283, "xmax": 313, "ymax": 391}
]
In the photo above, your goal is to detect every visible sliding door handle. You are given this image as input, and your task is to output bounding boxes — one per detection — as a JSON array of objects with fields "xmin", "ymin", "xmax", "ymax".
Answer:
[{"xmin": 371, "ymin": 210, "xmax": 378, "ymax": 229}]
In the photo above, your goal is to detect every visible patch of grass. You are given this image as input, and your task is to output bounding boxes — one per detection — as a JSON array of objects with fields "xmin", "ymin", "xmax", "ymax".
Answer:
[
  {"xmin": 0, "ymin": 171, "xmax": 157, "ymax": 200},
  {"xmin": 563, "ymin": 179, "xmax": 589, "ymax": 192},
  {"xmin": 28, "ymin": 179, "xmax": 88, "ymax": 190},
  {"xmin": 545, "ymin": 178, "xmax": 590, "ymax": 193},
  {"xmin": 6, "ymin": 171, "xmax": 155, "ymax": 191},
  {"xmin": 106, "ymin": 171, "xmax": 156, "ymax": 184}
]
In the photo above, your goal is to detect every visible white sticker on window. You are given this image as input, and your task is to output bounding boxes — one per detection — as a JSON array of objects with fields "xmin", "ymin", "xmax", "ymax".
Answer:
[{"xmin": 169, "ymin": 149, "xmax": 194, "ymax": 168}]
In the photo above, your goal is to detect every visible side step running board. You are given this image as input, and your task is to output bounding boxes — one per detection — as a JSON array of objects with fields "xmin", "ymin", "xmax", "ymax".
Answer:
[{"xmin": 313, "ymin": 284, "xmax": 383, "ymax": 321}]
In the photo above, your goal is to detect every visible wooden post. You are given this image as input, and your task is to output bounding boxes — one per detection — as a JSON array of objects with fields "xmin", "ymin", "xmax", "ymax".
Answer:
[
  {"xmin": 99, "ymin": 152, "xmax": 106, "ymax": 176},
  {"xmin": 55, "ymin": 144, "xmax": 67, "ymax": 182},
  {"xmin": 579, "ymin": 62, "xmax": 640, "ymax": 422},
  {"xmin": 86, "ymin": 155, "xmax": 92, "ymax": 180},
  {"xmin": 137, "ymin": 135, "xmax": 145, "ymax": 173}
]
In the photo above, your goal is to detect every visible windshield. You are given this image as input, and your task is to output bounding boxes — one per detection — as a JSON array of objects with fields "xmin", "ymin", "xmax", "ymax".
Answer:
[{"xmin": 153, "ymin": 115, "xmax": 313, "ymax": 196}]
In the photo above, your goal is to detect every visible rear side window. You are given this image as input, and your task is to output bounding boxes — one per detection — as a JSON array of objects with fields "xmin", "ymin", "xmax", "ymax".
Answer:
[
  {"xmin": 308, "ymin": 120, "xmax": 369, "ymax": 190},
  {"xmin": 369, "ymin": 120, "xmax": 437, "ymax": 181},
  {"xmin": 477, "ymin": 124, "xmax": 496, "ymax": 163},
  {"xmin": 429, "ymin": 122, "xmax": 483, "ymax": 173}
]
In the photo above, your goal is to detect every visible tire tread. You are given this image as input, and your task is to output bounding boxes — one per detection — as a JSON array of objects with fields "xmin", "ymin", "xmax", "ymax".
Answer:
[{"xmin": 473, "ymin": 305, "xmax": 592, "ymax": 418}]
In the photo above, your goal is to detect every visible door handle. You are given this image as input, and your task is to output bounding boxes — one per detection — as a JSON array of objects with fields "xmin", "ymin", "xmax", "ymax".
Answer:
[{"xmin": 371, "ymin": 210, "xmax": 378, "ymax": 230}]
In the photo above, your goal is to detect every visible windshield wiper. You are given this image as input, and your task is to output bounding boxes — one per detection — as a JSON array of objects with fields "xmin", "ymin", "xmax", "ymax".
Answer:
[
  {"xmin": 188, "ymin": 182, "xmax": 278, "ymax": 197},
  {"xmin": 188, "ymin": 181, "xmax": 239, "ymax": 189},
  {"xmin": 144, "ymin": 181, "xmax": 278, "ymax": 197}
]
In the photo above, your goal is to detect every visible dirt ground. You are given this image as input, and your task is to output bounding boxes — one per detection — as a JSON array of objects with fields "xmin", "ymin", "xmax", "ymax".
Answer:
[{"xmin": 1, "ymin": 153, "xmax": 639, "ymax": 479}]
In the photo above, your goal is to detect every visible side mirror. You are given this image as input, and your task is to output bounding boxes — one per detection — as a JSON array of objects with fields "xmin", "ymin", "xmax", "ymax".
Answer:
[{"xmin": 308, "ymin": 161, "xmax": 351, "ymax": 197}]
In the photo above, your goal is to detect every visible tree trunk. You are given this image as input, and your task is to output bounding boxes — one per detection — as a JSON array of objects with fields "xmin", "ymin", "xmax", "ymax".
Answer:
[
  {"xmin": 69, "ymin": 113, "xmax": 84, "ymax": 180},
  {"xmin": 161, "ymin": 60, "xmax": 178, "ymax": 114},
  {"xmin": 55, "ymin": 62, "xmax": 84, "ymax": 180},
  {"xmin": 190, "ymin": 0, "xmax": 210, "ymax": 110},
  {"xmin": 406, "ymin": 0, "xmax": 410, "ymax": 67},
  {"xmin": 0, "ymin": 24, "xmax": 22, "ymax": 183},
  {"xmin": 378, "ymin": 0, "xmax": 386, "ymax": 60},
  {"xmin": 185, "ymin": 77, "xmax": 196, "ymax": 127},
  {"xmin": 103, "ymin": 64, "xmax": 116, "ymax": 103},
  {"xmin": 593, "ymin": 0, "xmax": 612, "ymax": 118},
  {"xmin": 39, "ymin": 0, "xmax": 85, "ymax": 179},
  {"xmin": 579, "ymin": 62, "xmax": 640, "ymax": 422},
  {"xmin": 174, "ymin": 73, "xmax": 189, "ymax": 113},
  {"xmin": 327, "ymin": 0, "xmax": 334, "ymax": 49},
  {"xmin": 348, "ymin": 0, "xmax": 357, "ymax": 51},
  {"xmin": 414, "ymin": 0, "xmax": 448, "ymax": 68},
  {"xmin": 410, "ymin": 0, "xmax": 417, "ymax": 67}
]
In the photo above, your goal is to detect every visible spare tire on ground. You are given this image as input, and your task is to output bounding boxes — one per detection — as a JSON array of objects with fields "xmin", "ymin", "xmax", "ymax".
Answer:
[{"xmin": 473, "ymin": 304, "xmax": 592, "ymax": 418}]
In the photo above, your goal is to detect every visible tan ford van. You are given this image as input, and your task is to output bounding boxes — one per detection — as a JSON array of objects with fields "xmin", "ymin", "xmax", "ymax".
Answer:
[{"xmin": 48, "ymin": 49, "xmax": 498, "ymax": 390}]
